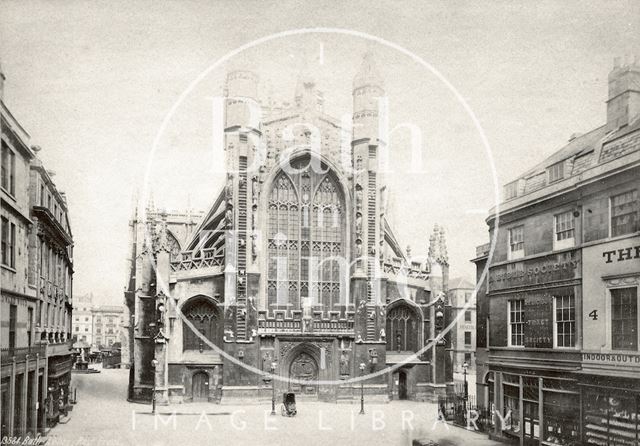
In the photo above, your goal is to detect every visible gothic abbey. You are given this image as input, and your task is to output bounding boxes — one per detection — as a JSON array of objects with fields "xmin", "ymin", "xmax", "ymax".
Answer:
[{"xmin": 123, "ymin": 54, "xmax": 453, "ymax": 404}]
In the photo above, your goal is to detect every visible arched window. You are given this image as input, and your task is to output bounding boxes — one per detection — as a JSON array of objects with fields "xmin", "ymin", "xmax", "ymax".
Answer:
[
  {"xmin": 386, "ymin": 304, "xmax": 419, "ymax": 352},
  {"xmin": 267, "ymin": 156, "xmax": 345, "ymax": 313},
  {"xmin": 167, "ymin": 232, "xmax": 181, "ymax": 262},
  {"xmin": 182, "ymin": 297, "xmax": 219, "ymax": 351}
]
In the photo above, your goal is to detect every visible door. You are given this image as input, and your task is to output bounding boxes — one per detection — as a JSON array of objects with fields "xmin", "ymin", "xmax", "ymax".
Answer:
[
  {"xmin": 192, "ymin": 372, "xmax": 209, "ymax": 402},
  {"xmin": 523, "ymin": 401, "xmax": 539, "ymax": 445},
  {"xmin": 289, "ymin": 352, "xmax": 318, "ymax": 396},
  {"xmin": 398, "ymin": 371, "xmax": 408, "ymax": 400}
]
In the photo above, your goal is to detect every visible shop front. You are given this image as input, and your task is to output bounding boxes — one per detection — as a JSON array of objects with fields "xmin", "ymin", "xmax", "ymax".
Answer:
[
  {"xmin": 487, "ymin": 250, "xmax": 583, "ymax": 445},
  {"xmin": 491, "ymin": 369, "xmax": 581, "ymax": 446},
  {"xmin": 580, "ymin": 236, "xmax": 640, "ymax": 445},
  {"xmin": 581, "ymin": 375, "xmax": 640, "ymax": 446}
]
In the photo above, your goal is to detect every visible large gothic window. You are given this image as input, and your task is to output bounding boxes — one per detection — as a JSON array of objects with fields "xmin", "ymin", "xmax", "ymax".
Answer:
[
  {"xmin": 167, "ymin": 232, "xmax": 181, "ymax": 262},
  {"xmin": 386, "ymin": 304, "xmax": 419, "ymax": 352},
  {"xmin": 267, "ymin": 156, "xmax": 345, "ymax": 313},
  {"xmin": 182, "ymin": 297, "xmax": 219, "ymax": 351}
]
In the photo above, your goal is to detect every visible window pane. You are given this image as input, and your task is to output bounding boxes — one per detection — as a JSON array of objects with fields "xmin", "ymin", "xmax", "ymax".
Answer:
[{"xmin": 611, "ymin": 287, "xmax": 638, "ymax": 350}]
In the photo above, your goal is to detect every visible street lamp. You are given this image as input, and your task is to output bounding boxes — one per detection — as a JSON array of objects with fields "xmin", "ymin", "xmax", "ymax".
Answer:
[
  {"xmin": 151, "ymin": 358, "xmax": 158, "ymax": 414},
  {"xmin": 462, "ymin": 361, "xmax": 469, "ymax": 422},
  {"xmin": 462, "ymin": 361, "xmax": 469, "ymax": 400},
  {"xmin": 359, "ymin": 362, "xmax": 366, "ymax": 415},
  {"xmin": 270, "ymin": 361, "xmax": 277, "ymax": 416}
]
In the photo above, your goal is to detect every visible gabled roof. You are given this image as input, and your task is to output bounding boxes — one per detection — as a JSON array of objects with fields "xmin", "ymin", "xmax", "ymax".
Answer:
[{"xmin": 449, "ymin": 277, "xmax": 474, "ymax": 290}]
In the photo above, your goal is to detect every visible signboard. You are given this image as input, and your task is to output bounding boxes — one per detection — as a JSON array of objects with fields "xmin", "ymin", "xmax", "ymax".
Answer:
[
  {"xmin": 523, "ymin": 294, "xmax": 553, "ymax": 348},
  {"xmin": 582, "ymin": 352, "xmax": 640, "ymax": 365},
  {"xmin": 489, "ymin": 250, "xmax": 580, "ymax": 292}
]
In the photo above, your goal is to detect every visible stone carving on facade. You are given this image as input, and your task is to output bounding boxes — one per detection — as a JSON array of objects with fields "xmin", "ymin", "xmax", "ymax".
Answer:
[
  {"xmin": 428, "ymin": 224, "xmax": 449, "ymax": 267},
  {"xmin": 225, "ymin": 174, "xmax": 233, "ymax": 199},
  {"xmin": 262, "ymin": 351, "xmax": 273, "ymax": 371},
  {"xmin": 251, "ymin": 175, "xmax": 259, "ymax": 209},
  {"xmin": 355, "ymin": 184, "xmax": 363, "ymax": 211},
  {"xmin": 339, "ymin": 351, "xmax": 350, "ymax": 376},
  {"xmin": 153, "ymin": 220, "xmax": 172, "ymax": 255},
  {"xmin": 279, "ymin": 341, "xmax": 295, "ymax": 360},
  {"xmin": 355, "ymin": 212, "xmax": 362, "ymax": 236},
  {"xmin": 225, "ymin": 206, "xmax": 233, "ymax": 229}
]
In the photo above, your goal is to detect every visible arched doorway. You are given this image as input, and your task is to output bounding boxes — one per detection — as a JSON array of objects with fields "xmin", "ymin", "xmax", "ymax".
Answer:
[
  {"xmin": 398, "ymin": 371, "xmax": 408, "ymax": 400},
  {"xmin": 192, "ymin": 371, "xmax": 209, "ymax": 402},
  {"xmin": 288, "ymin": 352, "xmax": 318, "ymax": 396}
]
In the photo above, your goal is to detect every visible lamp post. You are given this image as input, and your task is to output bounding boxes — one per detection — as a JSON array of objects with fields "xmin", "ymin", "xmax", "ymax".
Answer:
[
  {"xmin": 463, "ymin": 361, "xmax": 468, "ymax": 400},
  {"xmin": 151, "ymin": 358, "xmax": 158, "ymax": 414},
  {"xmin": 462, "ymin": 361, "xmax": 468, "ymax": 424},
  {"xmin": 359, "ymin": 362, "xmax": 366, "ymax": 415},
  {"xmin": 270, "ymin": 361, "xmax": 277, "ymax": 416}
]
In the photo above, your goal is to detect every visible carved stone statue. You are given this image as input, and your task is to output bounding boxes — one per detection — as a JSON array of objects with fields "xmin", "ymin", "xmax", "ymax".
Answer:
[
  {"xmin": 225, "ymin": 207, "xmax": 233, "ymax": 228},
  {"xmin": 225, "ymin": 174, "xmax": 233, "ymax": 199},
  {"xmin": 355, "ymin": 213, "xmax": 362, "ymax": 235},
  {"xmin": 251, "ymin": 232, "xmax": 258, "ymax": 258},
  {"xmin": 251, "ymin": 175, "xmax": 259, "ymax": 208},
  {"xmin": 340, "ymin": 351, "xmax": 350, "ymax": 375},
  {"xmin": 355, "ymin": 185, "xmax": 363, "ymax": 210}
]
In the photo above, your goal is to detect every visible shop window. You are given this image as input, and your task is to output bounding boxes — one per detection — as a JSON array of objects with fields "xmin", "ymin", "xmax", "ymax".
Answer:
[
  {"xmin": 464, "ymin": 331, "xmax": 472, "ymax": 346},
  {"xmin": 584, "ymin": 389, "xmax": 639, "ymax": 445},
  {"xmin": 554, "ymin": 294, "xmax": 575, "ymax": 348},
  {"xmin": 611, "ymin": 287, "xmax": 638, "ymax": 351},
  {"xmin": 464, "ymin": 310, "xmax": 472, "ymax": 322},
  {"xmin": 503, "ymin": 383, "xmax": 521, "ymax": 434},
  {"xmin": 542, "ymin": 380, "xmax": 580, "ymax": 445},
  {"xmin": 553, "ymin": 211, "xmax": 575, "ymax": 250},
  {"xmin": 611, "ymin": 190, "xmax": 639, "ymax": 237},
  {"xmin": 508, "ymin": 299, "xmax": 524, "ymax": 346},
  {"xmin": 508, "ymin": 226, "xmax": 524, "ymax": 260}
]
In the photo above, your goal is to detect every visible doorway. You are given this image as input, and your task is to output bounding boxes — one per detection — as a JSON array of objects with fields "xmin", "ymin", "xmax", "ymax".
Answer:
[
  {"xmin": 192, "ymin": 372, "xmax": 209, "ymax": 402},
  {"xmin": 523, "ymin": 400, "xmax": 539, "ymax": 445},
  {"xmin": 398, "ymin": 371, "xmax": 408, "ymax": 400},
  {"xmin": 289, "ymin": 352, "xmax": 318, "ymax": 396}
]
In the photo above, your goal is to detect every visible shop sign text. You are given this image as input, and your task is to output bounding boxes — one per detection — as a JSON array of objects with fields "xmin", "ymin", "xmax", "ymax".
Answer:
[{"xmin": 602, "ymin": 245, "xmax": 640, "ymax": 263}]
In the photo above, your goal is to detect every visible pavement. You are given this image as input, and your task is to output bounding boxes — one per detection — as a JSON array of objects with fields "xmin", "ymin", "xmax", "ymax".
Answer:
[{"xmin": 46, "ymin": 365, "xmax": 501, "ymax": 446}]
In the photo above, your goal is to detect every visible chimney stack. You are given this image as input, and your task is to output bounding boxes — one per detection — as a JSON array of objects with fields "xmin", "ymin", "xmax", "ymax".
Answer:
[{"xmin": 606, "ymin": 55, "xmax": 640, "ymax": 132}]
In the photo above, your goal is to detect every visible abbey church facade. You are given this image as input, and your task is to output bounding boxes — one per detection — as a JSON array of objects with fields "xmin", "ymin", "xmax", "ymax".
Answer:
[{"xmin": 123, "ymin": 54, "xmax": 453, "ymax": 404}]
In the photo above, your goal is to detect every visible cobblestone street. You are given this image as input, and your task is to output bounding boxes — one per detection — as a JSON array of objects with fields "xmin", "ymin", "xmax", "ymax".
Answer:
[{"xmin": 47, "ymin": 366, "xmax": 501, "ymax": 446}]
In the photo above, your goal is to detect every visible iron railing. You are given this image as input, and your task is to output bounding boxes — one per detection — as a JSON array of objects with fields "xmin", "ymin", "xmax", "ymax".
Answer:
[{"xmin": 438, "ymin": 394, "xmax": 494, "ymax": 433}]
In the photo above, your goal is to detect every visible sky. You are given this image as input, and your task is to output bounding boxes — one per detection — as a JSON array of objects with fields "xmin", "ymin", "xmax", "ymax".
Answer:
[{"xmin": 1, "ymin": 0, "xmax": 639, "ymax": 305}]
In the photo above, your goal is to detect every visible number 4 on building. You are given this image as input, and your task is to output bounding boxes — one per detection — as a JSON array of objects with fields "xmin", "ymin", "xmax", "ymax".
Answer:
[{"xmin": 589, "ymin": 310, "xmax": 598, "ymax": 320}]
